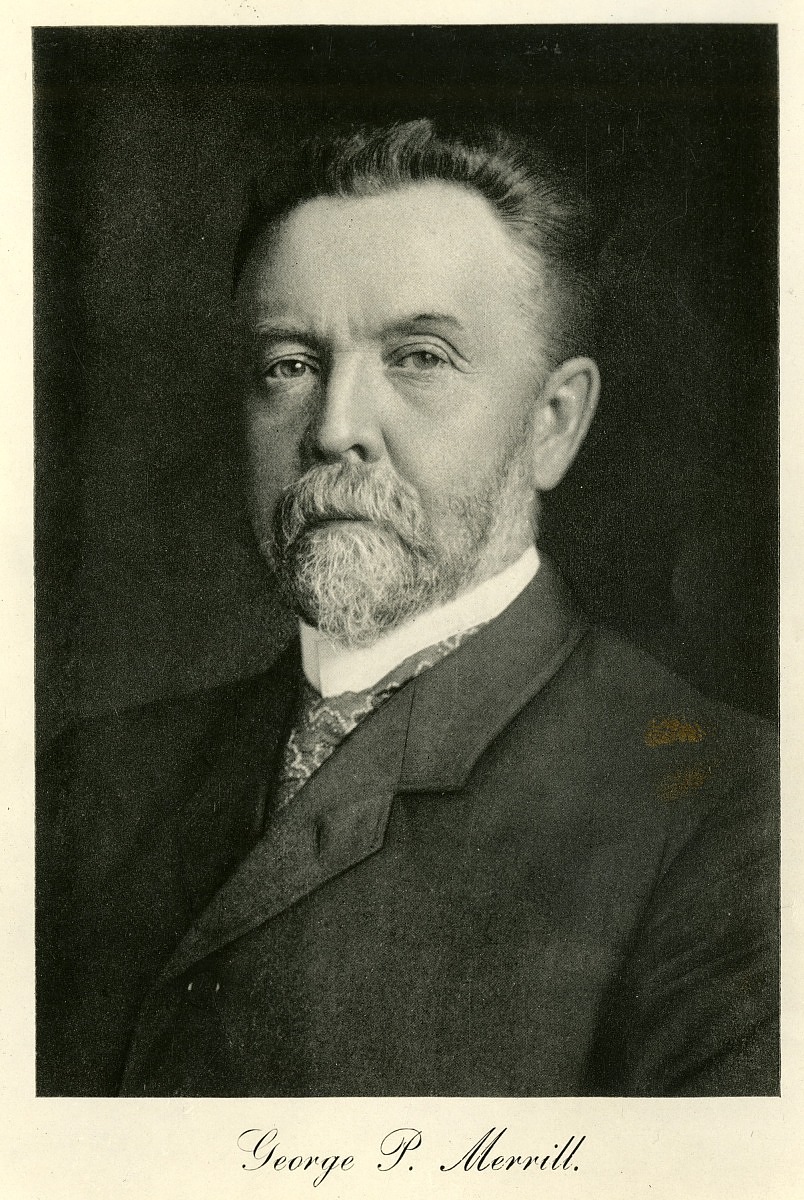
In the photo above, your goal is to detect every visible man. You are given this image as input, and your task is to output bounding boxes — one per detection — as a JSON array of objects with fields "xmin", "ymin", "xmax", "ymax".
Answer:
[{"xmin": 37, "ymin": 118, "xmax": 778, "ymax": 1097}]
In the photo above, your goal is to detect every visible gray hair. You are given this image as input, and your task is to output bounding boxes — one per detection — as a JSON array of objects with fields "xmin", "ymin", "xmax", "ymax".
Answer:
[{"xmin": 233, "ymin": 117, "xmax": 601, "ymax": 365}]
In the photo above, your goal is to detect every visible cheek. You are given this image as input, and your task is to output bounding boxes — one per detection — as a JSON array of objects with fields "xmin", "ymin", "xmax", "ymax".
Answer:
[
  {"xmin": 244, "ymin": 403, "xmax": 306, "ymax": 512},
  {"xmin": 383, "ymin": 380, "xmax": 530, "ymax": 501},
  {"xmin": 382, "ymin": 417, "xmax": 462, "ymax": 500},
  {"xmin": 384, "ymin": 428, "xmax": 496, "ymax": 523}
]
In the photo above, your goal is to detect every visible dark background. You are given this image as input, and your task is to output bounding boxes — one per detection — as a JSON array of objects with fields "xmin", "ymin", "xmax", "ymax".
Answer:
[{"xmin": 34, "ymin": 25, "xmax": 778, "ymax": 737}]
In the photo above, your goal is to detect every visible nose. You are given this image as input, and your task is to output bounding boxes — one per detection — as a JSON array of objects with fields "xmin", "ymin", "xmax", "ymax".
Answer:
[{"xmin": 306, "ymin": 355, "xmax": 385, "ymax": 465}]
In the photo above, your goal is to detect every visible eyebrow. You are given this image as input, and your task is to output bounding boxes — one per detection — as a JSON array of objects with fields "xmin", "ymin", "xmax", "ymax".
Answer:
[
  {"xmin": 251, "ymin": 313, "xmax": 471, "ymax": 360},
  {"xmin": 254, "ymin": 314, "xmax": 466, "ymax": 339},
  {"xmin": 253, "ymin": 325, "xmax": 323, "ymax": 346},
  {"xmin": 378, "ymin": 313, "xmax": 466, "ymax": 338}
]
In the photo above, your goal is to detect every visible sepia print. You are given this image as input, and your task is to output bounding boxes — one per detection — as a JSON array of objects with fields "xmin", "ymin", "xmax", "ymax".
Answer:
[{"xmin": 34, "ymin": 25, "xmax": 779, "ymax": 1098}]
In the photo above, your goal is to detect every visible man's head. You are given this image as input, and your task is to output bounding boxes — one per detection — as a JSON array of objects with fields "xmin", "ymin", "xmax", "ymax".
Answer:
[{"xmin": 234, "ymin": 119, "xmax": 601, "ymax": 646}]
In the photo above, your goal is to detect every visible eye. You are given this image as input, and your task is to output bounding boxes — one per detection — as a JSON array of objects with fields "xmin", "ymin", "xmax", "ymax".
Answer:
[
  {"xmin": 262, "ymin": 356, "xmax": 319, "ymax": 383},
  {"xmin": 392, "ymin": 347, "xmax": 451, "ymax": 372}
]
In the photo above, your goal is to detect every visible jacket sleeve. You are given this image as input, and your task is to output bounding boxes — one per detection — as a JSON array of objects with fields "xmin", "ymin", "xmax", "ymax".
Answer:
[{"xmin": 590, "ymin": 737, "xmax": 779, "ymax": 1096}]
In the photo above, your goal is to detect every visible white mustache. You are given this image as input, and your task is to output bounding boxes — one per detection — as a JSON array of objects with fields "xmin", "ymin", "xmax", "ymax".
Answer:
[{"xmin": 274, "ymin": 463, "xmax": 432, "ymax": 553}]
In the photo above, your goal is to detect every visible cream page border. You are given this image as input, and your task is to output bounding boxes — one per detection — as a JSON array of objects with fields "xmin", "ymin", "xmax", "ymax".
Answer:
[{"xmin": 2, "ymin": 4, "xmax": 801, "ymax": 1198}]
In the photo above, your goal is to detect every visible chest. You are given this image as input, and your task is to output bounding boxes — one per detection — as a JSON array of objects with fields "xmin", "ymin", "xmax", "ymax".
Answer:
[{"xmin": 120, "ymin": 786, "xmax": 663, "ymax": 1096}]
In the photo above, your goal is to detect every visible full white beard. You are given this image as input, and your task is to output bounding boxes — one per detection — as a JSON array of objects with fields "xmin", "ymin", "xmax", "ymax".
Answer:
[
  {"xmin": 266, "ymin": 447, "xmax": 535, "ymax": 648},
  {"xmin": 282, "ymin": 519, "xmax": 447, "ymax": 647}
]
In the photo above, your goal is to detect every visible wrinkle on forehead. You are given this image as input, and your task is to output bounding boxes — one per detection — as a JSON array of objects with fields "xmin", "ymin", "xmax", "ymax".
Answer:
[{"xmin": 237, "ymin": 181, "xmax": 547, "ymax": 365}]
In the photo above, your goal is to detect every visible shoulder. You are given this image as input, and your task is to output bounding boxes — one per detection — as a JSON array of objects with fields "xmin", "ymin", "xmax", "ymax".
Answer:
[
  {"xmin": 549, "ymin": 622, "xmax": 774, "ymax": 765},
  {"xmin": 563, "ymin": 633, "xmax": 779, "ymax": 1096},
  {"xmin": 37, "ymin": 646, "xmax": 299, "ymax": 831},
  {"xmin": 43, "ymin": 666, "xmax": 271, "ymax": 768},
  {"xmin": 503, "ymin": 622, "xmax": 776, "ymax": 852}
]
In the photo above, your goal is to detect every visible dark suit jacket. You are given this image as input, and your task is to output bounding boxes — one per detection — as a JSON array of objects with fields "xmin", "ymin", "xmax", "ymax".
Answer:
[{"xmin": 36, "ymin": 562, "xmax": 778, "ymax": 1096}]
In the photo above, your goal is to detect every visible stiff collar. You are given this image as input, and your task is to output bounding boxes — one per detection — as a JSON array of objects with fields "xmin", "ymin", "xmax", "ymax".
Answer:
[{"xmin": 300, "ymin": 545, "xmax": 540, "ymax": 698}]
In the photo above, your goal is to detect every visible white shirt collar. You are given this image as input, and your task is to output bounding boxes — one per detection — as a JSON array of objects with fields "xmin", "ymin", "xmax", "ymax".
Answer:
[{"xmin": 300, "ymin": 545, "xmax": 540, "ymax": 698}]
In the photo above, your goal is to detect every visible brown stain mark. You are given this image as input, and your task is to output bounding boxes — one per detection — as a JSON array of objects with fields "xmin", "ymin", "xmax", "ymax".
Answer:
[
  {"xmin": 659, "ymin": 765, "xmax": 712, "ymax": 803},
  {"xmin": 644, "ymin": 716, "xmax": 705, "ymax": 747}
]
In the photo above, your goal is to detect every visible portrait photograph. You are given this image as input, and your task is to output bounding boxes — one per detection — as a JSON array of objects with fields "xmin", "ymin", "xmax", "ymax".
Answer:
[
  {"xmin": 13, "ymin": 12, "xmax": 799, "ymax": 1197},
  {"xmin": 33, "ymin": 20, "xmax": 780, "ymax": 1103},
  {"xmin": 4, "ymin": 2, "xmax": 801, "ymax": 1190}
]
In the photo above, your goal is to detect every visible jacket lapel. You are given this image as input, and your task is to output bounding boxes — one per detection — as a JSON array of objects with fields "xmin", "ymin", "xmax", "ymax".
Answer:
[
  {"xmin": 175, "ymin": 641, "xmax": 301, "ymax": 914},
  {"xmin": 398, "ymin": 556, "xmax": 588, "ymax": 791},
  {"xmin": 157, "ymin": 678, "xmax": 416, "ymax": 986},
  {"xmin": 158, "ymin": 556, "xmax": 586, "ymax": 985}
]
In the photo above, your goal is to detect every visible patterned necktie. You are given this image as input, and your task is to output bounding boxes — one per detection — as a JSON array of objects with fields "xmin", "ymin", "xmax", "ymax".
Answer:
[{"xmin": 274, "ymin": 626, "xmax": 480, "ymax": 811}]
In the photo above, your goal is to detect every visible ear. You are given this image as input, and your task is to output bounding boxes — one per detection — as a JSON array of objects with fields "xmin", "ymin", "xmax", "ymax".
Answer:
[{"xmin": 527, "ymin": 356, "xmax": 600, "ymax": 491}]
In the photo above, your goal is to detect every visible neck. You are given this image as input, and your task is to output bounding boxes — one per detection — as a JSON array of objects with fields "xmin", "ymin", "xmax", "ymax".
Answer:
[
  {"xmin": 301, "ymin": 543, "xmax": 540, "ymax": 697},
  {"xmin": 464, "ymin": 523, "xmax": 537, "ymax": 594}
]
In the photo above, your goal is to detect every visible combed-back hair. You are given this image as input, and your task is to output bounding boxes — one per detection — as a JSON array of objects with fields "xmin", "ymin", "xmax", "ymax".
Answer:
[{"xmin": 233, "ymin": 117, "xmax": 601, "ymax": 365}]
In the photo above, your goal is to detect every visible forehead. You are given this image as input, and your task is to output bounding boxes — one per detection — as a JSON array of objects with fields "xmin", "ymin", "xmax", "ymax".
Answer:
[{"xmin": 237, "ymin": 181, "xmax": 539, "ymax": 337}]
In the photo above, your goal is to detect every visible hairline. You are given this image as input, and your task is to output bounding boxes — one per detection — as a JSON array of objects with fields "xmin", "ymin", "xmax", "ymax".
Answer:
[{"xmin": 235, "ymin": 177, "xmax": 560, "ymax": 364}]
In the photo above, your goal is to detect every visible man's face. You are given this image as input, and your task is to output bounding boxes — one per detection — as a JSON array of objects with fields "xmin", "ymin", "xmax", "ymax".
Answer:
[{"xmin": 237, "ymin": 180, "xmax": 550, "ymax": 645}]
